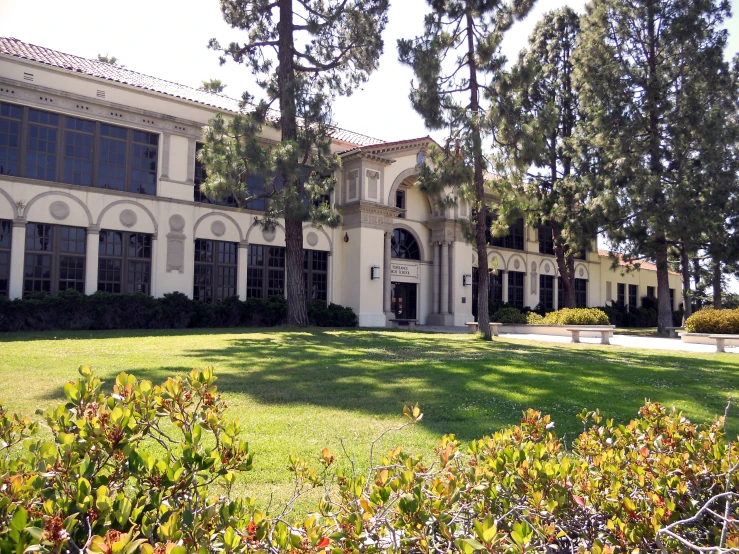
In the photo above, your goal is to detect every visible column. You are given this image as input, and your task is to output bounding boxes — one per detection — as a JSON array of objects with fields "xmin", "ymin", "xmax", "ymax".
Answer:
[
  {"xmin": 8, "ymin": 219, "xmax": 26, "ymax": 299},
  {"xmin": 84, "ymin": 224, "xmax": 100, "ymax": 295},
  {"xmin": 502, "ymin": 271, "xmax": 509, "ymax": 303},
  {"xmin": 432, "ymin": 242, "xmax": 440, "ymax": 314},
  {"xmin": 440, "ymin": 241, "xmax": 449, "ymax": 315},
  {"xmin": 447, "ymin": 241, "xmax": 454, "ymax": 315},
  {"xmin": 383, "ymin": 232, "xmax": 392, "ymax": 313},
  {"xmin": 553, "ymin": 277, "xmax": 559, "ymax": 310},
  {"xmin": 150, "ymin": 235, "xmax": 159, "ymax": 296},
  {"xmin": 237, "ymin": 240, "xmax": 248, "ymax": 300}
]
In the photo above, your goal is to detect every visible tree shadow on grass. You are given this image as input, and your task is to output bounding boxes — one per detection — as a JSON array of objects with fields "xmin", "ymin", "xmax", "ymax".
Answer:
[{"xmin": 51, "ymin": 327, "xmax": 735, "ymax": 441}]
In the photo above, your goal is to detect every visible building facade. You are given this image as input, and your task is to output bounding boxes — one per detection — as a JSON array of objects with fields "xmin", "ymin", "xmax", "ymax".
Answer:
[{"xmin": 0, "ymin": 38, "xmax": 683, "ymax": 327}]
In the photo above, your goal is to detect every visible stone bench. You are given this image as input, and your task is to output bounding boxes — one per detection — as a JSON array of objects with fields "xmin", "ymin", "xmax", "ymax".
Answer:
[
  {"xmin": 665, "ymin": 326, "xmax": 684, "ymax": 338},
  {"xmin": 389, "ymin": 319, "xmax": 418, "ymax": 329},
  {"xmin": 465, "ymin": 322, "xmax": 502, "ymax": 336},
  {"xmin": 566, "ymin": 327, "xmax": 614, "ymax": 345},
  {"xmin": 708, "ymin": 334, "xmax": 739, "ymax": 353}
]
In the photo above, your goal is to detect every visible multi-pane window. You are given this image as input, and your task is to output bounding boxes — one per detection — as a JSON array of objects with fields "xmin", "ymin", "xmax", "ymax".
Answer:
[
  {"xmin": 396, "ymin": 190, "xmax": 406, "ymax": 218},
  {"xmin": 488, "ymin": 217, "xmax": 525, "ymax": 250},
  {"xmin": 391, "ymin": 229, "xmax": 420, "ymax": 260},
  {"xmin": 23, "ymin": 223, "xmax": 85, "ymax": 296},
  {"xmin": 193, "ymin": 239, "xmax": 238, "ymax": 303},
  {"xmin": 97, "ymin": 230, "xmax": 152, "ymax": 294},
  {"xmin": 538, "ymin": 225, "xmax": 554, "ymax": 255},
  {"xmin": 669, "ymin": 288, "xmax": 675, "ymax": 310},
  {"xmin": 0, "ymin": 102, "xmax": 22, "ymax": 176},
  {"xmin": 0, "ymin": 103, "xmax": 158, "ymax": 195},
  {"xmin": 617, "ymin": 283, "xmax": 625, "ymax": 306},
  {"xmin": 26, "ymin": 109, "xmax": 59, "ymax": 181},
  {"xmin": 508, "ymin": 271, "xmax": 525, "ymax": 309},
  {"xmin": 540, "ymin": 275, "xmax": 554, "ymax": 311},
  {"xmin": 63, "ymin": 117, "xmax": 94, "ymax": 186},
  {"xmin": 490, "ymin": 270, "xmax": 503, "ymax": 302},
  {"xmin": 558, "ymin": 278, "xmax": 568, "ymax": 309},
  {"xmin": 0, "ymin": 219, "xmax": 11, "ymax": 297},
  {"xmin": 246, "ymin": 245, "xmax": 265, "ymax": 298},
  {"xmin": 574, "ymin": 278, "xmax": 587, "ymax": 308},
  {"xmin": 628, "ymin": 284, "xmax": 638, "ymax": 308},
  {"xmin": 267, "ymin": 246, "xmax": 285, "ymax": 297},
  {"xmin": 194, "ymin": 143, "xmax": 243, "ymax": 207},
  {"xmin": 304, "ymin": 250, "xmax": 328, "ymax": 302},
  {"xmin": 647, "ymin": 286, "xmax": 655, "ymax": 298}
]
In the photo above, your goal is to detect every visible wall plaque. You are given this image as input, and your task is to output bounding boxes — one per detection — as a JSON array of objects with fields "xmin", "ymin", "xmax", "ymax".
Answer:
[{"xmin": 391, "ymin": 263, "xmax": 419, "ymax": 278}]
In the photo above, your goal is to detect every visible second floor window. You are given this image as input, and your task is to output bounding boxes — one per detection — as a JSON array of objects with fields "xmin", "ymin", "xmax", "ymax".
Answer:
[
  {"xmin": 487, "ymin": 216, "xmax": 525, "ymax": 251},
  {"xmin": 396, "ymin": 190, "xmax": 406, "ymax": 218},
  {"xmin": 0, "ymin": 101, "xmax": 158, "ymax": 195},
  {"xmin": 538, "ymin": 225, "xmax": 554, "ymax": 255}
]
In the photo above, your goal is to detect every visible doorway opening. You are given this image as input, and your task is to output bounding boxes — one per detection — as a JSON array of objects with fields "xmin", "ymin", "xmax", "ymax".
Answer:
[{"xmin": 391, "ymin": 282, "xmax": 418, "ymax": 321}]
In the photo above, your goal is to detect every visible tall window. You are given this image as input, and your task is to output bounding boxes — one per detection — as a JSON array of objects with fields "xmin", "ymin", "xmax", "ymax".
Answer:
[
  {"xmin": 488, "ymin": 217, "xmax": 525, "ymax": 250},
  {"xmin": 193, "ymin": 239, "xmax": 238, "ymax": 302},
  {"xmin": 0, "ymin": 219, "xmax": 11, "ymax": 297},
  {"xmin": 247, "ymin": 245, "xmax": 285, "ymax": 299},
  {"xmin": 0, "ymin": 102, "xmax": 22, "ymax": 176},
  {"xmin": 24, "ymin": 223, "xmax": 86, "ymax": 296},
  {"xmin": 97, "ymin": 230, "xmax": 152, "ymax": 294},
  {"xmin": 396, "ymin": 190, "xmax": 406, "ymax": 218},
  {"xmin": 508, "ymin": 271, "xmax": 525, "ymax": 308},
  {"xmin": 558, "ymin": 278, "xmax": 568, "ymax": 309},
  {"xmin": 490, "ymin": 270, "xmax": 503, "ymax": 302},
  {"xmin": 617, "ymin": 283, "xmax": 625, "ymax": 306},
  {"xmin": 538, "ymin": 225, "xmax": 554, "ymax": 255},
  {"xmin": 669, "ymin": 288, "xmax": 675, "ymax": 310},
  {"xmin": 304, "ymin": 249, "xmax": 328, "ymax": 302},
  {"xmin": 574, "ymin": 278, "xmax": 587, "ymax": 308},
  {"xmin": 26, "ymin": 109, "xmax": 59, "ymax": 181},
  {"xmin": 540, "ymin": 275, "xmax": 554, "ymax": 311},
  {"xmin": 391, "ymin": 229, "xmax": 420, "ymax": 260},
  {"xmin": 0, "ymin": 103, "xmax": 158, "ymax": 195},
  {"xmin": 628, "ymin": 284, "xmax": 638, "ymax": 308},
  {"xmin": 193, "ymin": 143, "xmax": 239, "ymax": 207},
  {"xmin": 647, "ymin": 286, "xmax": 655, "ymax": 298}
]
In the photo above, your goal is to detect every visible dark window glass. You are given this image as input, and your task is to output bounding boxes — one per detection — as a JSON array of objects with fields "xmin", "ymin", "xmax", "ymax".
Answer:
[
  {"xmin": 669, "ymin": 288, "xmax": 675, "ymax": 310},
  {"xmin": 574, "ymin": 278, "xmax": 587, "ymax": 308},
  {"xmin": 391, "ymin": 229, "xmax": 420, "ymax": 260},
  {"xmin": 396, "ymin": 190, "xmax": 406, "ymax": 218},
  {"xmin": 617, "ymin": 283, "xmax": 625, "ymax": 306},
  {"xmin": 508, "ymin": 271, "xmax": 525, "ymax": 308},
  {"xmin": 98, "ymin": 230, "xmax": 151, "ymax": 294},
  {"xmin": 193, "ymin": 239, "xmax": 238, "ymax": 302},
  {"xmin": 628, "ymin": 284, "xmax": 638, "ymax": 308},
  {"xmin": 538, "ymin": 225, "xmax": 554, "ymax": 255},
  {"xmin": 99, "ymin": 124, "xmax": 127, "ymax": 191},
  {"xmin": 488, "ymin": 217, "xmax": 525, "ymax": 251},
  {"xmin": 304, "ymin": 249, "xmax": 328, "ymax": 302},
  {"xmin": 267, "ymin": 246, "xmax": 285, "ymax": 297},
  {"xmin": 0, "ymin": 219, "xmax": 11, "ymax": 297},
  {"xmin": 23, "ymin": 223, "xmax": 85, "ymax": 296},
  {"xmin": 0, "ymin": 102, "xmax": 22, "ymax": 176},
  {"xmin": 490, "ymin": 270, "xmax": 503, "ymax": 302},
  {"xmin": 540, "ymin": 275, "xmax": 554, "ymax": 311},
  {"xmin": 557, "ymin": 278, "xmax": 567, "ymax": 309},
  {"xmin": 194, "ymin": 143, "xmax": 239, "ymax": 207},
  {"xmin": 26, "ymin": 109, "xmax": 59, "ymax": 181},
  {"xmin": 246, "ymin": 245, "xmax": 265, "ymax": 299},
  {"xmin": 131, "ymin": 131, "xmax": 158, "ymax": 195},
  {"xmin": 63, "ymin": 116, "xmax": 94, "ymax": 186},
  {"xmin": 647, "ymin": 286, "xmax": 655, "ymax": 297}
]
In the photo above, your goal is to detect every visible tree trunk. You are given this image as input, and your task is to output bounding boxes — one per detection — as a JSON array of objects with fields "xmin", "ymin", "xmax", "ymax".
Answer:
[
  {"xmin": 680, "ymin": 244, "xmax": 692, "ymax": 323},
  {"xmin": 655, "ymin": 239, "xmax": 673, "ymax": 333},
  {"xmin": 466, "ymin": 4, "xmax": 491, "ymax": 340},
  {"xmin": 713, "ymin": 261, "xmax": 722, "ymax": 309},
  {"xmin": 278, "ymin": 0, "xmax": 308, "ymax": 325}
]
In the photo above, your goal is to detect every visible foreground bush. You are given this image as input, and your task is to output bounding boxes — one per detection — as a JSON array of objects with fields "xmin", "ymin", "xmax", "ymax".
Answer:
[
  {"xmin": 541, "ymin": 307, "xmax": 610, "ymax": 325},
  {"xmin": 491, "ymin": 306, "xmax": 527, "ymax": 324},
  {"xmin": 1, "ymin": 367, "xmax": 738, "ymax": 553},
  {"xmin": 685, "ymin": 308, "xmax": 739, "ymax": 334},
  {"xmin": 0, "ymin": 291, "xmax": 357, "ymax": 332}
]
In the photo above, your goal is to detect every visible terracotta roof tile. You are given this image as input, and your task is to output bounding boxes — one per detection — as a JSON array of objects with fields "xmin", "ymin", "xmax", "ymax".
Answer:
[
  {"xmin": 598, "ymin": 249, "xmax": 681, "ymax": 276},
  {"xmin": 0, "ymin": 36, "xmax": 382, "ymax": 147}
]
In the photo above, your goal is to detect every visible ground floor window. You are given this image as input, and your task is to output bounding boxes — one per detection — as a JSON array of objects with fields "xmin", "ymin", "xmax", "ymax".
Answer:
[
  {"xmin": 491, "ymin": 271, "xmax": 503, "ymax": 302},
  {"xmin": 617, "ymin": 283, "xmax": 625, "ymax": 306},
  {"xmin": 98, "ymin": 230, "xmax": 152, "ymax": 294},
  {"xmin": 574, "ymin": 278, "xmax": 587, "ymax": 308},
  {"xmin": 540, "ymin": 275, "xmax": 554, "ymax": 311},
  {"xmin": 193, "ymin": 238, "xmax": 238, "ymax": 303},
  {"xmin": 508, "ymin": 271, "xmax": 525, "ymax": 309},
  {"xmin": 628, "ymin": 284, "xmax": 638, "ymax": 308},
  {"xmin": 669, "ymin": 288, "xmax": 675, "ymax": 310},
  {"xmin": 0, "ymin": 219, "xmax": 10, "ymax": 297},
  {"xmin": 647, "ymin": 286, "xmax": 655, "ymax": 298},
  {"xmin": 24, "ymin": 223, "xmax": 85, "ymax": 296},
  {"xmin": 247, "ymin": 245, "xmax": 328, "ymax": 301}
]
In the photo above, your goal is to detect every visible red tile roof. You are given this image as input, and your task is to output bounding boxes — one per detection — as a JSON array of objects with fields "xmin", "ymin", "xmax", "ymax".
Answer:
[
  {"xmin": 598, "ymin": 249, "xmax": 681, "ymax": 276},
  {"xmin": 0, "ymin": 36, "xmax": 382, "ymax": 147}
]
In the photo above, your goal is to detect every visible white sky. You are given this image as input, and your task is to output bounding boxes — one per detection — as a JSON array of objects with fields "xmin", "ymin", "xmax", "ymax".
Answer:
[{"xmin": 1, "ymin": 0, "xmax": 738, "ymax": 293}]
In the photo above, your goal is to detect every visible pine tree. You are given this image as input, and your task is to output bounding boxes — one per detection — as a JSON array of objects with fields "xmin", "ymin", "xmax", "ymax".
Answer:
[
  {"xmin": 199, "ymin": 79, "xmax": 227, "ymax": 93},
  {"xmin": 97, "ymin": 54, "xmax": 122, "ymax": 66},
  {"xmin": 398, "ymin": 0, "xmax": 535, "ymax": 340},
  {"xmin": 494, "ymin": 7, "xmax": 594, "ymax": 309},
  {"xmin": 207, "ymin": 0, "xmax": 389, "ymax": 325},
  {"xmin": 575, "ymin": 0, "xmax": 732, "ymax": 332}
]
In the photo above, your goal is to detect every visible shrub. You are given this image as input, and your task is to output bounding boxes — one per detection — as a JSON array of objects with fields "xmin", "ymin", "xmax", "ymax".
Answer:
[
  {"xmin": 541, "ymin": 307, "xmax": 610, "ymax": 325},
  {"xmin": 526, "ymin": 311, "xmax": 544, "ymax": 324},
  {"xmin": 0, "ymin": 292, "xmax": 356, "ymax": 331},
  {"xmin": 1, "ymin": 367, "xmax": 737, "ymax": 553},
  {"xmin": 685, "ymin": 308, "xmax": 739, "ymax": 334},
  {"xmin": 492, "ymin": 306, "xmax": 527, "ymax": 324}
]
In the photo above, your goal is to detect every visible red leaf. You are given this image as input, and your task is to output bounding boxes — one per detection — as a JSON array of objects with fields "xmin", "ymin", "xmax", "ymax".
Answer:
[
  {"xmin": 317, "ymin": 537, "xmax": 330, "ymax": 549},
  {"xmin": 573, "ymin": 494, "xmax": 587, "ymax": 507},
  {"xmin": 640, "ymin": 447, "xmax": 649, "ymax": 458}
]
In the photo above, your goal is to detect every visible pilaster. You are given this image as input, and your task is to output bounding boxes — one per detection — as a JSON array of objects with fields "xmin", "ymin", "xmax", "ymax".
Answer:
[
  {"xmin": 84, "ymin": 224, "xmax": 100, "ymax": 295},
  {"xmin": 8, "ymin": 218, "xmax": 26, "ymax": 299},
  {"xmin": 237, "ymin": 240, "xmax": 248, "ymax": 301}
]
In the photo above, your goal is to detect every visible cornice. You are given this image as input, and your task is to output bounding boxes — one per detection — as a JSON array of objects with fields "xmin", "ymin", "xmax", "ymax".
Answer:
[{"xmin": 339, "ymin": 150, "xmax": 395, "ymax": 166}]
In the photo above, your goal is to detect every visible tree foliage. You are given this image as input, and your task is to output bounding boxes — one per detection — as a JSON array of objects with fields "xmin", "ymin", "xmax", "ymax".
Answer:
[
  {"xmin": 398, "ymin": 0, "xmax": 535, "ymax": 339},
  {"xmin": 199, "ymin": 79, "xmax": 227, "ymax": 93},
  {"xmin": 204, "ymin": 0, "xmax": 389, "ymax": 325},
  {"xmin": 96, "ymin": 54, "xmax": 122, "ymax": 66}
]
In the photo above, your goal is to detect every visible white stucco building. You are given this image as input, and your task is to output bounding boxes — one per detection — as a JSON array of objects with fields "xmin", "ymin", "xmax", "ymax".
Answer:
[{"xmin": 0, "ymin": 37, "xmax": 683, "ymax": 327}]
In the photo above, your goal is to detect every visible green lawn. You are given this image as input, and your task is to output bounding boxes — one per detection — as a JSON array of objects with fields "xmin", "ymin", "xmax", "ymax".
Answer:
[{"xmin": 0, "ymin": 327, "xmax": 737, "ymax": 510}]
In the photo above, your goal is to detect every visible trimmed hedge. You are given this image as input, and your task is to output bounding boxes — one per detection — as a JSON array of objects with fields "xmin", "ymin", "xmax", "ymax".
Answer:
[
  {"xmin": 0, "ymin": 290, "xmax": 357, "ymax": 332},
  {"xmin": 491, "ymin": 306, "xmax": 528, "ymax": 324},
  {"xmin": 540, "ymin": 307, "xmax": 610, "ymax": 325},
  {"xmin": 685, "ymin": 308, "xmax": 739, "ymax": 334}
]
